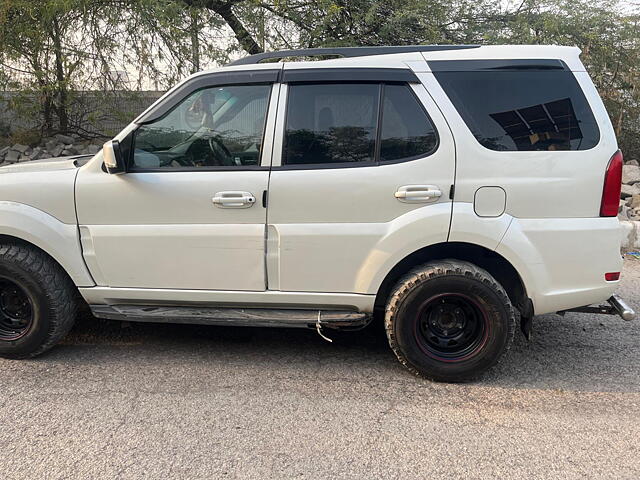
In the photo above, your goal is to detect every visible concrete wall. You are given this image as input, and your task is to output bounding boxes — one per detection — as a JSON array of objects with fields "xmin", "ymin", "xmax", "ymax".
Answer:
[{"xmin": 0, "ymin": 91, "xmax": 164, "ymax": 137}]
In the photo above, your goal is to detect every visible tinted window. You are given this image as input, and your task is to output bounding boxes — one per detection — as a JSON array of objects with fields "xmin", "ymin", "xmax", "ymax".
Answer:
[
  {"xmin": 132, "ymin": 84, "xmax": 270, "ymax": 169},
  {"xmin": 380, "ymin": 85, "xmax": 437, "ymax": 162},
  {"xmin": 283, "ymin": 83, "xmax": 379, "ymax": 165},
  {"xmin": 433, "ymin": 70, "xmax": 600, "ymax": 151}
]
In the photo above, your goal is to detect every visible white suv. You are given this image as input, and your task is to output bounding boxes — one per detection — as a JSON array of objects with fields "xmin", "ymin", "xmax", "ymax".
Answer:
[{"xmin": 0, "ymin": 45, "xmax": 634, "ymax": 382}]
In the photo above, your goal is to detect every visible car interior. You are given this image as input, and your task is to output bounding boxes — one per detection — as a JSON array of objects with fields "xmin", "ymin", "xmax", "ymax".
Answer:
[{"xmin": 132, "ymin": 85, "xmax": 269, "ymax": 169}]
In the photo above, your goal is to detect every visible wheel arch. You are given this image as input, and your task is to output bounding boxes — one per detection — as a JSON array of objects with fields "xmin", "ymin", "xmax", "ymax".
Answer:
[
  {"xmin": 374, "ymin": 242, "xmax": 532, "ymax": 318},
  {"xmin": 0, "ymin": 202, "xmax": 94, "ymax": 287}
]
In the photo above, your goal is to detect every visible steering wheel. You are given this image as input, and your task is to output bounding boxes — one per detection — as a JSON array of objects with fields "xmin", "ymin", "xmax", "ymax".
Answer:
[{"xmin": 208, "ymin": 135, "xmax": 233, "ymax": 166}]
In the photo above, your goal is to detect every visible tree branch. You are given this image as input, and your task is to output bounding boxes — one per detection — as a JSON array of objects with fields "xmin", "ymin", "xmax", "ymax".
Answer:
[{"xmin": 182, "ymin": 0, "xmax": 263, "ymax": 54}]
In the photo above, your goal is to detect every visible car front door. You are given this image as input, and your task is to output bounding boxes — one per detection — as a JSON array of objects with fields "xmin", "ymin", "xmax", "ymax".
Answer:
[
  {"xmin": 76, "ymin": 74, "xmax": 280, "ymax": 291},
  {"xmin": 265, "ymin": 68, "xmax": 456, "ymax": 295}
]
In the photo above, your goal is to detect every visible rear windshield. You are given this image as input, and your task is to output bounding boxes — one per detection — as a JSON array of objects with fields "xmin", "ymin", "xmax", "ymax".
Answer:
[{"xmin": 432, "ymin": 67, "xmax": 600, "ymax": 151}]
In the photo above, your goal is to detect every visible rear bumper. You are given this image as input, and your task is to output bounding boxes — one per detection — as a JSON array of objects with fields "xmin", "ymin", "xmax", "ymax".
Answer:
[{"xmin": 496, "ymin": 217, "xmax": 623, "ymax": 315}]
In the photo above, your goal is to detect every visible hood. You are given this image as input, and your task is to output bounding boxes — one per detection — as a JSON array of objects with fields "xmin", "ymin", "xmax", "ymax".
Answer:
[{"xmin": 0, "ymin": 155, "xmax": 93, "ymax": 174}]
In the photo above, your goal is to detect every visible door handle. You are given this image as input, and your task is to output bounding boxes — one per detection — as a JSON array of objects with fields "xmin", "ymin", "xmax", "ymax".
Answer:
[
  {"xmin": 395, "ymin": 185, "xmax": 442, "ymax": 203},
  {"xmin": 212, "ymin": 191, "xmax": 256, "ymax": 208}
]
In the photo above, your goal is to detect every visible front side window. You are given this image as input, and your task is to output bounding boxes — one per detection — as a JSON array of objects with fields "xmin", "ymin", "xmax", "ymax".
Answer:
[
  {"xmin": 283, "ymin": 83, "xmax": 379, "ymax": 165},
  {"xmin": 433, "ymin": 69, "xmax": 600, "ymax": 151},
  {"xmin": 132, "ymin": 84, "xmax": 271, "ymax": 169}
]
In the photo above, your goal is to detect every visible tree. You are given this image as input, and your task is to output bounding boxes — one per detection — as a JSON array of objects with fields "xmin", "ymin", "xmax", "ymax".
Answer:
[
  {"xmin": 0, "ymin": 0, "xmax": 638, "ymax": 155},
  {"xmin": 182, "ymin": 0, "xmax": 263, "ymax": 53},
  {"xmin": 0, "ymin": 0, "xmax": 88, "ymax": 133}
]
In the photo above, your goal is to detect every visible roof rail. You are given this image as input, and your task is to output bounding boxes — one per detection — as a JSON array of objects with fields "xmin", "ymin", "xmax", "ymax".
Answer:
[{"xmin": 227, "ymin": 45, "xmax": 481, "ymax": 66}]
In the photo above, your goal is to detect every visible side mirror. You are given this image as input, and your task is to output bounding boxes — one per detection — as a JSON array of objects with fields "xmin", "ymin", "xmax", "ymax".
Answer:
[{"xmin": 103, "ymin": 140, "xmax": 126, "ymax": 174}]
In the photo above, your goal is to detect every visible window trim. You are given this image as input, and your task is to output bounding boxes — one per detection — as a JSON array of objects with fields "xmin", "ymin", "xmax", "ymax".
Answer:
[
  {"xmin": 372, "ymin": 83, "xmax": 385, "ymax": 165},
  {"xmin": 128, "ymin": 83, "xmax": 275, "ymax": 173},
  {"xmin": 126, "ymin": 165, "xmax": 270, "ymax": 174},
  {"xmin": 277, "ymin": 81, "xmax": 440, "ymax": 170},
  {"xmin": 427, "ymin": 59, "xmax": 570, "ymax": 72},
  {"xmin": 281, "ymin": 67, "xmax": 420, "ymax": 84},
  {"xmin": 276, "ymin": 161, "xmax": 379, "ymax": 171}
]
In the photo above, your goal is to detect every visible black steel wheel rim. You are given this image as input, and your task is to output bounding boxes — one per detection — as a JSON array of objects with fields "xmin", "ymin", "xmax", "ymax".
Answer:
[
  {"xmin": 0, "ymin": 277, "xmax": 34, "ymax": 341},
  {"xmin": 414, "ymin": 293, "xmax": 489, "ymax": 362}
]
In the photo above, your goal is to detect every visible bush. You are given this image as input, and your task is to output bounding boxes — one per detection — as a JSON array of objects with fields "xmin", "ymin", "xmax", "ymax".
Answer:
[{"xmin": 7, "ymin": 128, "xmax": 41, "ymax": 147}]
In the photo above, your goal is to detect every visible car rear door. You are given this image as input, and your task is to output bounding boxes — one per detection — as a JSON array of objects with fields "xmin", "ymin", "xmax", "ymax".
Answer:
[{"xmin": 265, "ymin": 66, "xmax": 456, "ymax": 295}]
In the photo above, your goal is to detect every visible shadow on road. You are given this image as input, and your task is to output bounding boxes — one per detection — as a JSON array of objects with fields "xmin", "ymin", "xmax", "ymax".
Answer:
[{"xmin": 48, "ymin": 306, "xmax": 640, "ymax": 394}]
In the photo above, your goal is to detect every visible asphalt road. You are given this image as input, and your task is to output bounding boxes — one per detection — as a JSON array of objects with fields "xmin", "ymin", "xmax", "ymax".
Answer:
[{"xmin": 1, "ymin": 257, "xmax": 640, "ymax": 479}]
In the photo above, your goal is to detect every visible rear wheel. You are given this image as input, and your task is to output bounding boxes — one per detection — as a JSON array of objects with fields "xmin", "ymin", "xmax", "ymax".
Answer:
[
  {"xmin": 0, "ymin": 243, "xmax": 78, "ymax": 359},
  {"xmin": 385, "ymin": 260, "xmax": 515, "ymax": 382}
]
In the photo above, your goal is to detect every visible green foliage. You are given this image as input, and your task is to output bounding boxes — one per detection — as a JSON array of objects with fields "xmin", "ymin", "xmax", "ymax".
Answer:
[
  {"xmin": 0, "ymin": 0, "xmax": 638, "ymax": 155},
  {"xmin": 7, "ymin": 128, "xmax": 41, "ymax": 147}
]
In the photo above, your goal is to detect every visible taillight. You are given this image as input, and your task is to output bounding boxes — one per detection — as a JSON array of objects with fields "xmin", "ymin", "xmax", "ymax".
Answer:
[
  {"xmin": 600, "ymin": 150, "xmax": 623, "ymax": 217},
  {"xmin": 605, "ymin": 272, "xmax": 620, "ymax": 281}
]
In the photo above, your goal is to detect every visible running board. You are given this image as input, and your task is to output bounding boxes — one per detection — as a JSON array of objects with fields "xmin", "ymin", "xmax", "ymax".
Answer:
[{"xmin": 90, "ymin": 305, "xmax": 371, "ymax": 330}]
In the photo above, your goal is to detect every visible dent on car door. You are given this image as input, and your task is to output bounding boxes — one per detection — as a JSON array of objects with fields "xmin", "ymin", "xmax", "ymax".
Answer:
[
  {"xmin": 76, "ymin": 81, "xmax": 279, "ymax": 291},
  {"xmin": 265, "ymin": 77, "xmax": 456, "ymax": 295}
]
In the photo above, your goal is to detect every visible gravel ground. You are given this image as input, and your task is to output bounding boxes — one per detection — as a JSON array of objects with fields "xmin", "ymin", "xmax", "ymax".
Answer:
[{"xmin": 1, "ymin": 257, "xmax": 639, "ymax": 479}]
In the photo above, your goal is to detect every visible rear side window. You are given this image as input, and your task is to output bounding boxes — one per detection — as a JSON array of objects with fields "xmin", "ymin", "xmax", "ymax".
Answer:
[
  {"xmin": 433, "ymin": 69, "xmax": 600, "ymax": 151},
  {"xmin": 283, "ymin": 83, "xmax": 379, "ymax": 165},
  {"xmin": 380, "ymin": 84, "xmax": 437, "ymax": 162},
  {"xmin": 282, "ymin": 82, "xmax": 438, "ymax": 166}
]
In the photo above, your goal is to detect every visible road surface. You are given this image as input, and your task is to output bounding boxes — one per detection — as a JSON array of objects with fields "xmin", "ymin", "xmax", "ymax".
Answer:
[{"xmin": 1, "ymin": 256, "xmax": 639, "ymax": 479}]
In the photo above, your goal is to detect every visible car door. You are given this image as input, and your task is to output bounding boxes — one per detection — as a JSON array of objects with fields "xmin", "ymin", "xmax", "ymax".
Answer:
[
  {"xmin": 265, "ymin": 67, "xmax": 456, "ymax": 294},
  {"xmin": 76, "ymin": 74, "xmax": 280, "ymax": 291}
]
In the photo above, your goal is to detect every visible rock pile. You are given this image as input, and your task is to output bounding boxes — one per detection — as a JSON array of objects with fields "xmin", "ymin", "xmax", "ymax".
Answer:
[
  {"xmin": 620, "ymin": 161, "xmax": 640, "ymax": 221},
  {"xmin": 0, "ymin": 134, "xmax": 103, "ymax": 165}
]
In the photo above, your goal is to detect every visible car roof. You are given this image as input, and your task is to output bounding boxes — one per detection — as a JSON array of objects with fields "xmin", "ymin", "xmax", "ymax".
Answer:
[{"xmin": 202, "ymin": 45, "xmax": 584, "ymax": 76}]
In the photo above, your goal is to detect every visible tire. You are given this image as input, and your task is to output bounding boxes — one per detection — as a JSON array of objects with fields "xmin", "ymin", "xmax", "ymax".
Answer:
[
  {"xmin": 385, "ymin": 260, "xmax": 515, "ymax": 382},
  {"xmin": 0, "ymin": 243, "xmax": 78, "ymax": 359}
]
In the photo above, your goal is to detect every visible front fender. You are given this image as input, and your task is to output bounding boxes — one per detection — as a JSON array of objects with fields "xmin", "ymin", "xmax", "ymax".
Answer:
[{"xmin": 0, "ymin": 201, "xmax": 94, "ymax": 286}]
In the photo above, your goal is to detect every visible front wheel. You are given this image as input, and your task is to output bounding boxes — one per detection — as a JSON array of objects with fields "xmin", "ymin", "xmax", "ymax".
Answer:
[
  {"xmin": 385, "ymin": 260, "xmax": 515, "ymax": 382},
  {"xmin": 0, "ymin": 243, "xmax": 78, "ymax": 359}
]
